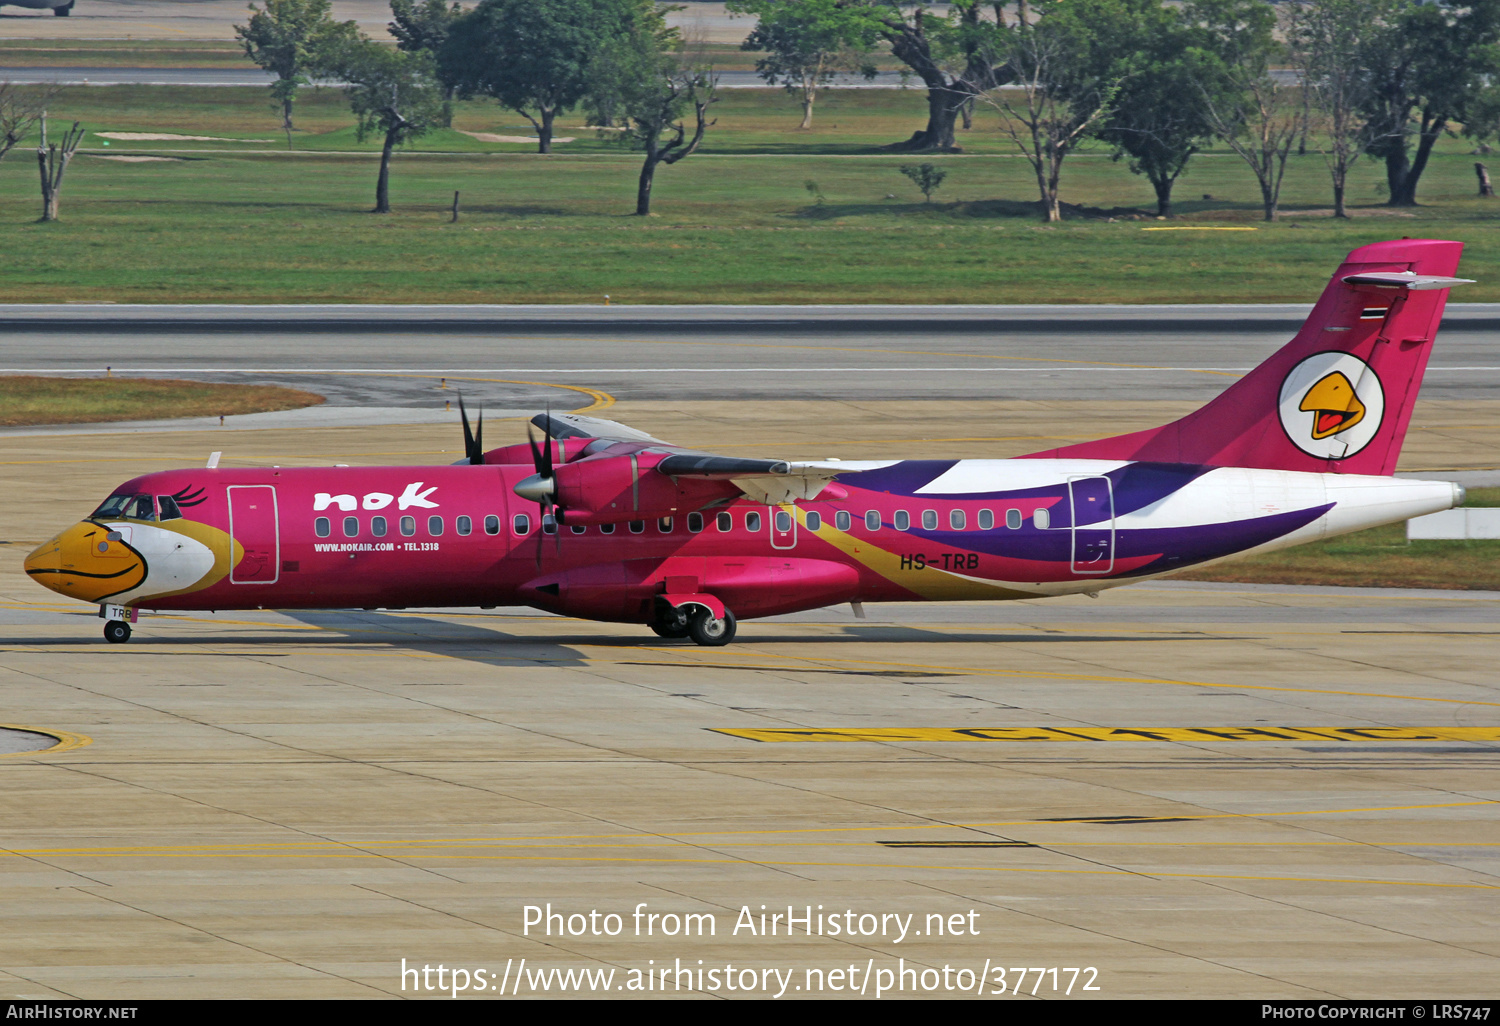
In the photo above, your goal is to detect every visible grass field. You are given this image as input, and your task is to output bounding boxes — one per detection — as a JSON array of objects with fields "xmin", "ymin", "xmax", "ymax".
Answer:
[
  {"xmin": 0, "ymin": 85, "xmax": 1496, "ymax": 303},
  {"xmin": 0, "ymin": 84, "xmax": 1494, "ymax": 303},
  {"xmin": 0, "ymin": 376, "xmax": 324, "ymax": 425}
]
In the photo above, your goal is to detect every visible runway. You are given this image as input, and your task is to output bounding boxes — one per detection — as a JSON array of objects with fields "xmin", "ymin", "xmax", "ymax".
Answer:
[
  {"xmin": 0, "ymin": 314, "xmax": 1497, "ymax": 998},
  {"xmin": 3, "ymin": 304, "xmax": 1500, "ymax": 407}
]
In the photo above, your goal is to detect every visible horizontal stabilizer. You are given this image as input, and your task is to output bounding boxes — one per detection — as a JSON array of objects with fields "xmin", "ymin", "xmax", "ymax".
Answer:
[{"xmin": 1341, "ymin": 271, "xmax": 1475, "ymax": 290}]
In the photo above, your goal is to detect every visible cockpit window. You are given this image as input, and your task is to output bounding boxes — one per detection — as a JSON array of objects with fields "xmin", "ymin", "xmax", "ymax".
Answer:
[
  {"xmin": 157, "ymin": 496, "xmax": 182, "ymax": 521},
  {"xmin": 91, "ymin": 493, "xmax": 133, "ymax": 519},
  {"xmin": 124, "ymin": 494, "xmax": 157, "ymax": 522}
]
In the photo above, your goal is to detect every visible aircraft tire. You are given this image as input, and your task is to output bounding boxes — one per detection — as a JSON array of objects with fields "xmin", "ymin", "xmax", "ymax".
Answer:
[
  {"xmin": 54, "ymin": 1, "xmax": 74, "ymax": 15},
  {"xmin": 103, "ymin": 620, "xmax": 131, "ymax": 644},
  {"xmin": 688, "ymin": 607, "xmax": 735, "ymax": 647},
  {"xmin": 649, "ymin": 620, "xmax": 690, "ymax": 639}
]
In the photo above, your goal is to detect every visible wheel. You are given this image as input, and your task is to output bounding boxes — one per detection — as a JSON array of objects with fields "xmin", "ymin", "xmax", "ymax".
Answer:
[
  {"xmin": 688, "ymin": 607, "xmax": 736, "ymax": 647},
  {"xmin": 103, "ymin": 620, "xmax": 131, "ymax": 644},
  {"xmin": 54, "ymin": 1, "xmax": 74, "ymax": 15},
  {"xmin": 649, "ymin": 606, "xmax": 691, "ymax": 639}
]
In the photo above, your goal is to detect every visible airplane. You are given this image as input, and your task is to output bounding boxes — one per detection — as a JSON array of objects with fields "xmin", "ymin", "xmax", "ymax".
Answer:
[
  {"xmin": 1, "ymin": 0, "xmax": 76, "ymax": 16},
  {"xmin": 24, "ymin": 238, "xmax": 1473, "ymax": 646}
]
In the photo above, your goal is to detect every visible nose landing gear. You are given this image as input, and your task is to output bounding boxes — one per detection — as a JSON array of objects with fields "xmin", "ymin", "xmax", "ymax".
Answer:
[{"xmin": 99, "ymin": 603, "xmax": 136, "ymax": 643}]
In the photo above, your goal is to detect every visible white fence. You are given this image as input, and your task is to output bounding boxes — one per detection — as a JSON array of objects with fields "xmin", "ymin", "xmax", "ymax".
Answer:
[{"xmin": 1407, "ymin": 508, "xmax": 1500, "ymax": 540}]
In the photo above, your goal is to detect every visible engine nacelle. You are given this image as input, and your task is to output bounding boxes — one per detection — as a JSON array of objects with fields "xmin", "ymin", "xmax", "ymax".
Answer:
[{"xmin": 553, "ymin": 454, "xmax": 740, "ymax": 525}]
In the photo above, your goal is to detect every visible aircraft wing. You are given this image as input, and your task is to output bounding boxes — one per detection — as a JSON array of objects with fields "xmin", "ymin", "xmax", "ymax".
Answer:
[{"xmin": 532, "ymin": 413, "xmax": 886, "ymax": 503}]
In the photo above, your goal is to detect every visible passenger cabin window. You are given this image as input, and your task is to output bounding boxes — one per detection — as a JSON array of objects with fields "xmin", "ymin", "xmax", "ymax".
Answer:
[
  {"xmin": 429, "ymin": 515, "xmax": 444, "ymax": 536},
  {"xmin": 125, "ymin": 494, "xmax": 156, "ymax": 521},
  {"xmin": 156, "ymin": 496, "xmax": 182, "ymax": 521},
  {"xmin": 775, "ymin": 510, "xmax": 793, "ymax": 532},
  {"xmin": 865, "ymin": 510, "xmax": 880, "ymax": 531},
  {"xmin": 372, "ymin": 516, "xmax": 388, "ymax": 537},
  {"xmin": 343, "ymin": 516, "xmax": 358, "ymax": 538},
  {"xmin": 1034, "ymin": 507, "xmax": 1050, "ymax": 530},
  {"xmin": 540, "ymin": 515, "xmax": 555, "ymax": 536},
  {"xmin": 835, "ymin": 510, "xmax": 851, "ymax": 531},
  {"xmin": 746, "ymin": 511, "xmax": 762, "ymax": 532},
  {"xmin": 716, "ymin": 512, "xmax": 733, "ymax": 532},
  {"xmin": 922, "ymin": 510, "xmax": 938, "ymax": 530},
  {"xmin": 484, "ymin": 515, "xmax": 500, "ymax": 535},
  {"xmin": 600, "ymin": 522, "xmax": 616, "ymax": 534},
  {"xmin": 629, "ymin": 520, "xmax": 645, "ymax": 534},
  {"xmin": 687, "ymin": 512, "xmax": 704, "ymax": 533},
  {"xmin": 894, "ymin": 510, "xmax": 910, "ymax": 531},
  {"xmin": 658, "ymin": 517, "xmax": 673, "ymax": 533},
  {"xmin": 571, "ymin": 524, "xmax": 586, "ymax": 535},
  {"xmin": 950, "ymin": 509, "xmax": 966, "ymax": 530},
  {"xmin": 513, "ymin": 514, "xmax": 531, "ymax": 536},
  {"xmin": 1005, "ymin": 508, "xmax": 1022, "ymax": 530},
  {"xmin": 979, "ymin": 509, "xmax": 995, "ymax": 530},
  {"xmin": 315, "ymin": 517, "xmax": 331, "ymax": 538},
  {"xmin": 457, "ymin": 516, "xmax": 472, "ymax": 536},
  {"xmin": 805, "ymin": 511, "xmax": 822, "ymax": 531},
  {"xmin": 401, "ymin": 516, "xmax": 417, "ymax": 537}
]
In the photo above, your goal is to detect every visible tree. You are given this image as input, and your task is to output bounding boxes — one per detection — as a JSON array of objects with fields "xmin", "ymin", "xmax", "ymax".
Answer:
[
  {"xmin": 1288, "ymin": 0, "xmax": 1396, "ymax": 218},
  {"xmin": 862, "ymin": 0, "xmax": 1013, "ymax": 152},
  {"xmin": 389, "ymin": 0, "xmax": 465, "ymax": 96},
  {"xmin": 611, "ymin": 4, "xmax": 718, "ymax": 216},
  {"xmin": 1096, "ymin": 6, "xmax": 1216, "ymax": 218},
  {"xmin": 236, "ymin": 0, "xmax": 359, "ymax": 149},
  {"xmin": 338, "ymin": 39, "xmax": 450, "ymax": 214},
  {"xmin": 0, "ymin": 83, "xmax": 53, "ymax": 165},
  {"xmin": 35, "ymin": 116, "xmax": 83, "ymax": 223},
  {"xmin": 1360, "ymin": 0, "xmax": 1500, "ymax": 207},
  {"xmin": 440, "ymin": 0, "xmax": 633, "ymax": 154},
  {"xmin": 1188, "ymin": 0, "xmax": 1302, "ymax": 222},
  {"xmin": 899, "ymin": 162, "xmax": 946, "ymax": 202},
  {"xmin": 727, "ymin": 0, "xmax": 876, "ymax": 129},
  {"xmin": 389, "ymin": 0, "xmax": 463, "ymax": 54},
  {"xmin": 983, "ymin": 0, "xmax": 1140, "ymax": 223}
]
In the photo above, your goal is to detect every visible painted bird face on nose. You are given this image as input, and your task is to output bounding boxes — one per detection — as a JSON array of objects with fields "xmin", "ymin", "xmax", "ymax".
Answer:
[{"xmin": 25, "ymin": 522, "xmax": 146, "ymax": 601}]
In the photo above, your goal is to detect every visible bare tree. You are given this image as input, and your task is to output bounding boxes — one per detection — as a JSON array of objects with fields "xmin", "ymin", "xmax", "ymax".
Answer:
[
  {"xmin": 36, "ymin": 116, "xmax": 84, "ymax": 223},
  {"xmin": 982, "ymin": 1, "xmax": 1129, "ymax": 223},
  {"xmin": 1200, "ymin": 73, "xmax": 1303, "ymax": 222},
  {"xmin": 1289, "ymin": 0, "xmax": 1393, "ymax": 218},
  {"xmin": 0, "ymin": 83, "xmax": 54, "ymax": 165}
]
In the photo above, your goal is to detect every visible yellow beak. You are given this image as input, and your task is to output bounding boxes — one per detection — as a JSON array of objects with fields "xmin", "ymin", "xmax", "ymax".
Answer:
[
  {"xmin": 1299, "ymin": 371, "xmax": 1366, "ymax": 440},
  {"xmin": 25, "ymin": 522, "xmax": 146, "ymax": 603}
]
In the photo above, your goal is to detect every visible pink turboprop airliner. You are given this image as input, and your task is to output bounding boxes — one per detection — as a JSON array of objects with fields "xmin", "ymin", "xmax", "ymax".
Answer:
[{"xmin": 26, "ymin": 239, "xmax": 1471, "ymax": 646}]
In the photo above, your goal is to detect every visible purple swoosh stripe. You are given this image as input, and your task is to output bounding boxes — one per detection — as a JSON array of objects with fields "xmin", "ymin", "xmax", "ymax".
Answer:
[{"xmin": 894, "ymin": 504, "xmax": 1333, "ymax": 576}]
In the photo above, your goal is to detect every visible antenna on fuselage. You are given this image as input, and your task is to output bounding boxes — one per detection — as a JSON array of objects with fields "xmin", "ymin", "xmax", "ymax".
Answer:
[{"xmin": 206, "ymin": 451, "xmax": 221, "ymax": 469}]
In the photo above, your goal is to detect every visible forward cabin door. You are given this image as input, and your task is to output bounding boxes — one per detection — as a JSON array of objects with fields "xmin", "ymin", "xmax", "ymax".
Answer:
[
  {"xmin": 228, "ymin": 485, "xmax": 280, "ymax": 584},
  {"xmin": 1068, "ymin": 476, "xmax": 1114, "ymax": 574}
]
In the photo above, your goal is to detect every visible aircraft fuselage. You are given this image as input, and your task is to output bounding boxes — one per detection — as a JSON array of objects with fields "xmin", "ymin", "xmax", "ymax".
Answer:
[{"xmin": 25, "ymin": 459, "xmax": 1460, "ymax": 625}]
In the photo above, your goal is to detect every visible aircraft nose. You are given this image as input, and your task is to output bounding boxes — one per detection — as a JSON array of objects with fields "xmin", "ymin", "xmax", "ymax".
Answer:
[{"xmin": 24, "ymin": 522, "xmax": 145, "ymax": 602}]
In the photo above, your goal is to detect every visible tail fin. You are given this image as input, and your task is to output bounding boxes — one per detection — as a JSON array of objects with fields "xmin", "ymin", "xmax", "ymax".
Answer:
[{"xmin": 1022, "ymin": 239, "xmax": 1470, "ymax": 475}]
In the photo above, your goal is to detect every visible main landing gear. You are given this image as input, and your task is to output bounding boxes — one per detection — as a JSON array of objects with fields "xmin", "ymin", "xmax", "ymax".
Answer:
[{"xmin": 651, "ymin": 604, "xmax": 737, "ymax": 647}]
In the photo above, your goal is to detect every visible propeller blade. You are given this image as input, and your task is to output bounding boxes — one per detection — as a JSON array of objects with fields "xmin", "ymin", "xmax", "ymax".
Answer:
[
  {"xmin": 539, "ymin": 406, "xmax": 554, "ymax": 479},
  {"xmin": 458, "ymin": 394, "xmax": 484, "ymax": 465}
]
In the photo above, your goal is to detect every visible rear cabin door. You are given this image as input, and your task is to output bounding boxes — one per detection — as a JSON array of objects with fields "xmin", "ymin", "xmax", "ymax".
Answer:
[
  {"xmin": 228, "ymin": 485, "xmax": 280, "ymax": 584},
  {"xmin": 1068, "ymin": 476, "xmax": 1114, "ymax": 575}
]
